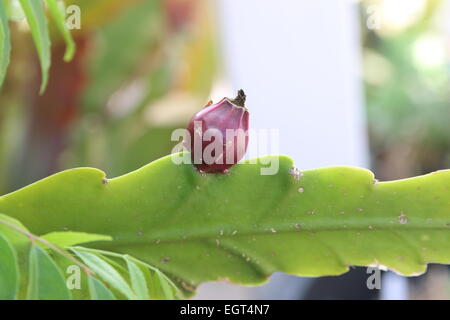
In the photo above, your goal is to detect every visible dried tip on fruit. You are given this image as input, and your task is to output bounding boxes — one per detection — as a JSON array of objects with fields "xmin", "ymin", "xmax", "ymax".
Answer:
[
  {"xmin": 186, "ymin": 90, "xmax": 250, "ymax": 174},
  {"xmin": 231, "ymin": 89, "xmax": 246, "ymax": 107}
]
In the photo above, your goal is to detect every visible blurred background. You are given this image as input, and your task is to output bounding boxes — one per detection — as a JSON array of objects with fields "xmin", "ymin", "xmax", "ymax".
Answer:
[{"xmin": 1, "ymin": 0, "xmax": 450, "ymax": 299}]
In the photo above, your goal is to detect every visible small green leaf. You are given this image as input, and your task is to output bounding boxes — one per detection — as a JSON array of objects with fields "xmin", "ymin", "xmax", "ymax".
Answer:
[
  {"xmin": 0, "ymin": 214, "xmax": 30, "ymax": 246},
  {"xmin": 18, "ymin": 0, "xmax": 51, "ymax": 94},
  {"xmin": 156, "ymin": 271, "xmax": 174, "ymax": 300},
  {"xmin": 41, "ymin": 231, "xmax": 112, "ymax": 248},
  {"xmin": 71, "ymin": 248, "xmax": 136, "ymax": 299},
  {"xmin": 5, "ymin": 0, "xmax": 25, "ymax": 21},
  {"xmin": 0, "ymin": 233, "xmax": 19, "ymax": 300},
  {"xmin": 0, "ymin": 214, "xmax": 32, "ymax": 298},
  {"xmin": 45, "ymin": 0, "xmax": 75, "ymax": 61},
  {"xmin": 125, "ymin": 257, "xmax": 149, "ymax": 300},
  {"xmin": 146, "ymin": 268, "xmax": 177, "ymax": 300},
  {"xmin": 88, "ymin": 277, "xmax": 116, "ymax": 300},
  {"xmin": 0, "ymin": 0, "xmax": 11, "ymax": 88},
  {"xmin": 94, "ymin": 253, "xmax": 128, "ymax": 274},
  {"xmin": 27, "ymin": 244, "xmax": 71, "ymax": 300}
]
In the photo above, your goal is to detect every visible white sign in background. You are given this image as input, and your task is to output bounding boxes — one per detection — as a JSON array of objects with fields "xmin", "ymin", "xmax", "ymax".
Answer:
[{"xmin": 195, "ymin": 0, "xmax": 407, "ymax": 300}]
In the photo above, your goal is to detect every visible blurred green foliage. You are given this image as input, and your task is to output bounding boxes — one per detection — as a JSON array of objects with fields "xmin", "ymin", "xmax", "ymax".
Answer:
[
  {"xmin": 361, "ymin": 0, "xmax": 450, "ymax": 179},
  {"xmin": 0, "ymin": 0, "xmax": 218, "ymax": 193}
]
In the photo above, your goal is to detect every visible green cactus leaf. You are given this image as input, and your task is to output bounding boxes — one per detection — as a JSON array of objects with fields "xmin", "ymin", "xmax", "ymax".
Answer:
[{"xmin": 1, "ymin": 154, "xmax": 450, "ymax": 296}]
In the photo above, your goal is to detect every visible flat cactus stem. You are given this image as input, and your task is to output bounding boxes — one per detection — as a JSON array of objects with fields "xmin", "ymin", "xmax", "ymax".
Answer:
[{"xmin": 0, "ymin": 153, "xmax": 450, "ymax": 294}]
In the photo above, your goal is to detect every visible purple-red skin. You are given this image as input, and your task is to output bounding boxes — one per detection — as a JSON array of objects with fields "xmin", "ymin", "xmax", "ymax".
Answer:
[{"xmin": 186, "ymin": 90, "xmax": 249, "ymax": 173}]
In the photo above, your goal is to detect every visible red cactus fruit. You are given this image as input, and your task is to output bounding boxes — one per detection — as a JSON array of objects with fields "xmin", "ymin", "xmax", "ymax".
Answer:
[{"xmin": 186, "ymin": 90, "xmax": 250, "ymax": 173}]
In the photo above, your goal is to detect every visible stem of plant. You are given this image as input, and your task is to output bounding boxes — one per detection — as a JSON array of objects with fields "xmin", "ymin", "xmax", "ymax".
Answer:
[{"xmin": 0, "ymin": 218, "xmax": 93, "ymax": 276}]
